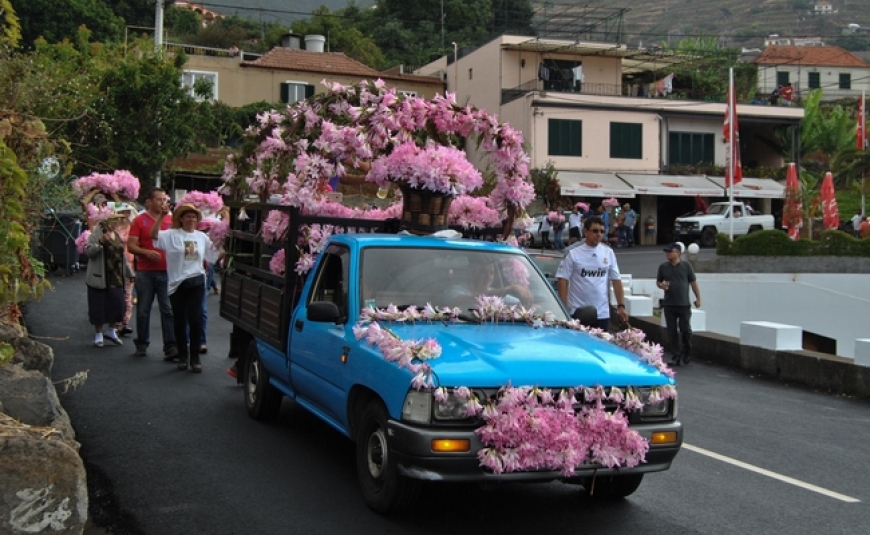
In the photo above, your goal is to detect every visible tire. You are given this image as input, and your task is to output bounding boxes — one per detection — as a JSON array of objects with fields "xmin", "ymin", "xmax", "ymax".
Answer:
[
  {"xmin": 581, "ymin": 473, "xmax": 644, "ymax": 499},
  {"xmin": 700, "ymin": 227, "xmax": 717, "ymax": 248},
  {"xmin": 244, "ymin": 341, "xmax": 282, "ymax": 421},
  {"xmin": 356, "ymin": 401, "xmax": 421, "ymax": 513},
  {"xmin": 748, "ymin": 225, "xmax": 762, "ymax": 234}
]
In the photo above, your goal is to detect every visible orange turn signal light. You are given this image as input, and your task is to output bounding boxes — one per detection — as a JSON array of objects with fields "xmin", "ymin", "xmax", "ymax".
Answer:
[
  {"xmin": 431, "ymin": 439, "xmax": 471, "ymax": 453},
  {"xmin": 650, "ymin": 431, "xmax": 678, "ymax": 445}
]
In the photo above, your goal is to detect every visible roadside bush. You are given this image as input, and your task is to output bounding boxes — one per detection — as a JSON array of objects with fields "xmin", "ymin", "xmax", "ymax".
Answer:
[{"xmin": 716, "ymin": 229, "xmax": 870, "ymax": 256}]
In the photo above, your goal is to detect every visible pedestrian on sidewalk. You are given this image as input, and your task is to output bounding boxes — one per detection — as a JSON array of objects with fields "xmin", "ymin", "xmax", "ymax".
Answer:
[
  {"xmin": 568, "ymin": 204, "xmax": 582, "ymax": 245},
  {"xmin": 127, "ymin": 188, "xmax": 177, "ymax": 359},
  {"xmin": 150, "ymin": 203, "xmax": 219, "ymax": 373},
  {"xmin": 85, "ymin": 211, "xmax": 133, "ymax": 347},
  {"xmin": 556, "ymin": 215, "xmax": 629, "ymax": 331},
  {"xmin": 539, "ymin": 213, "xmax": 552, "ymax": 249},
  {"xmin": 657, "ymin": 243, "xmax": 701, "ymax": 366}
]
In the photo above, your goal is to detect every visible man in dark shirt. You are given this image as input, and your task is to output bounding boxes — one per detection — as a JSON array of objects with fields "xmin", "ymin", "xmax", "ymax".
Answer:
[{"xmin": 656, "ymin": 243, "xmax": 701, "ymax": 366}]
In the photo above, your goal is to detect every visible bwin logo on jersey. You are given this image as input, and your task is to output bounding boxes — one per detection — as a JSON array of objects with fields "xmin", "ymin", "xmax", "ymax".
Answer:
[{"xmin": 580, "ymin": 267, "xmax": 607, "ymax": 277}]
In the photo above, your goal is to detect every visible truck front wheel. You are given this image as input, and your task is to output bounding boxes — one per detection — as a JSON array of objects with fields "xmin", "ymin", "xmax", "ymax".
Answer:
[
  {"xmin": 244, "ymin": 341, "xmax": 282, "ymax": 421},
  {"xmin": 700, "ymin": 227, "xmax": 717, "ymax": 248},
  {"xmin": 356, "ymin": 401, "xmax": 421, "ymax": 513},
  {"xmin": 581, "ymin": 473, "xmax": 644, "ymax": 499}
]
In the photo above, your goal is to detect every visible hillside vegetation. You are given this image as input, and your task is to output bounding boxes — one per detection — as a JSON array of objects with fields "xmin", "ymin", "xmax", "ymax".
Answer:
[{"xmin": 224, "ymin": 0, "xmax": 870, "ymax": 51}]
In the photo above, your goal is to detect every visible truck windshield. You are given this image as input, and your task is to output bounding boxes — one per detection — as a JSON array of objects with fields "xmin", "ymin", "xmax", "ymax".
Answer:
[{"xmin": 360, "ymin": 247, "xmax": 568, "ymax": 320}]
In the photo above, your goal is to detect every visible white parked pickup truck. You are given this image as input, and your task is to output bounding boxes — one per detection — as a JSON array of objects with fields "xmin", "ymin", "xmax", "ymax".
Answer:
[{"xmin": 674, "ymin": 202, "xmax": 775, "ymax": 247}]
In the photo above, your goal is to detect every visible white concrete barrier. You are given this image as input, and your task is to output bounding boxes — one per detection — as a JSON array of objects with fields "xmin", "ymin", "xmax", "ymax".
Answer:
[
  {"xmin": 660, "ymin": 309, "xmax": 707, "ymax": 332},
  {"xmin": 740, "ymin": 321, "xmax": 802, "ymax": 351},
  {"xmin": 623, "ymin": 295, "xmax": 653, "ymax": 317},
  {"xmin": 855, "ymin": 339, "xmax": 870, "ymax": 367}
]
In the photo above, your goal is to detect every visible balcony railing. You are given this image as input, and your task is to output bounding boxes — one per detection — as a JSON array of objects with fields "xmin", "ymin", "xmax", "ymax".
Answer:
[
  {"xmin": 165, "ymin": 42, "xmax": 261, "ymax": 61},
  {"xmin": 501, "ymin": 79, "xmax": 801, "ymax": 107}
]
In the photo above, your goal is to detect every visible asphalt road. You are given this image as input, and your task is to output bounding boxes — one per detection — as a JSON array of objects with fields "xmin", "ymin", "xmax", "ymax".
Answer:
[{"xmin": 27, "ymin": 253, "xmax": 870, "ymax": 534}]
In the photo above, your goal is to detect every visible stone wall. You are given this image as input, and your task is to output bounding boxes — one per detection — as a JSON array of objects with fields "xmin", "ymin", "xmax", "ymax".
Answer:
[
  {"xmin": 629, "ymin": 314, "xmax": 870, "ymax": 399},
  {"xmin": 0, "ymin": 325, "xmax": 88, "ymax": 534},
  {"xmin": 691, "ymin": 255, "xmax": 870, "ymax": 274}
]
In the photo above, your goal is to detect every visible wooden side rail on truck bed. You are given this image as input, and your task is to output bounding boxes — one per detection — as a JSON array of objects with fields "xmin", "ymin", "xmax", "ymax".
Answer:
[{"xmin": 219, "ymin": 202, "xmax": 399, "ymax": 349}]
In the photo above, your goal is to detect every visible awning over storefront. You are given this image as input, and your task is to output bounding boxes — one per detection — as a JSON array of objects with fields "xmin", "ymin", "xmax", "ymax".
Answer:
[
  {"xmin": 615, "ymin": 173, "xmax": 724, "ymax": 196},
  {"xmin": 705, "ymin": 176, "xmax": 785, "ymax": 198},
  {"xmin": 558, "ymin": 171, "xmax": 635, "ymax": 198}
]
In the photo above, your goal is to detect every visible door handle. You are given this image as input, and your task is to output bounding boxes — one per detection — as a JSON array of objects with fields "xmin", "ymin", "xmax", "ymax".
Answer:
[{"xmin": 294, "ymin": 319, "xmax": 304, "ymax": 332}]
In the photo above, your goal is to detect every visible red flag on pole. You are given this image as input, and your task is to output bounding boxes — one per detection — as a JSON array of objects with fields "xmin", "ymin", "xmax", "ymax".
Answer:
[
  {"xmin": 858, "ymin": 92, "xmax": 865, "ymax": 149},
  {"xmin": 724, "ymin": 76, "xmax": 743, "ymax": 188}
]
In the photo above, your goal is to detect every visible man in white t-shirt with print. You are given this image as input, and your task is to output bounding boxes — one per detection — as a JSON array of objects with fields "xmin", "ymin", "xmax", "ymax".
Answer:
[{"xmin": 556, "ymin": 215, "xmax": 628, "ymax": 330}]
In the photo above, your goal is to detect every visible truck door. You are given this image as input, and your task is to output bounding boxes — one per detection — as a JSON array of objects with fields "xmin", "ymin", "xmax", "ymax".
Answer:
[
  {"xmin": 730, "ymin": 204, "xmax": 748, "ymax": 233},
  {"xmin": 289, "ymin": 244, "xmax": 352, "ymax": 426}
]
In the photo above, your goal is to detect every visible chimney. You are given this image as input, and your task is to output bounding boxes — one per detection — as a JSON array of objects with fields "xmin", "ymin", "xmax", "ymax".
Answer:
[
  {"xmin": 281, "ymin": 33, "xmax": 301, "ymax": 49},
  {"xmin": 304, "ymin": 34, "xmax": 326, "ymax": 53}
]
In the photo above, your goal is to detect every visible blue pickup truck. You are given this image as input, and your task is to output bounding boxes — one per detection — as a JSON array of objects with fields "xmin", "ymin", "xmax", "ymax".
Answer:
[{"xmin": 221, "ymin": 204, "xmax": 682, "ymax": 513}]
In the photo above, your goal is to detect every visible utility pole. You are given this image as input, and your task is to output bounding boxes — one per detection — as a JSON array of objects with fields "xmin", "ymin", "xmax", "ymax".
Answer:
[
  {"xmin": 154, "ymin": 0, "xmax": 164, "ymax": 51},
  {"xmin": 154, "ymin": 0, "xmax": 165, "ymax": 187}
]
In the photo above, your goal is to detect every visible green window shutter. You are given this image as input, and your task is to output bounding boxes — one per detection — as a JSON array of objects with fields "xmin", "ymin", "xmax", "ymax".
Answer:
[
  {"xmin": 839, "ymin": 73, "xmax": 851, "ymax": 89},
  {"xmin": 548, "ymin": 119, "xmax": 582, "ymax": 156},
  {"xmin": 776, "ymin": 71, "xmax": 790, "ymax": 86},
  {"xmin": 808, "ymin": 72, "xmax": 820, "ymax": 89},
  {"xmin": 668, "ymin": 132, "xmax": 713, "ymax": 166},
  {"xmin": 280, "ymin": 82, "xmax": 289, "ymax": 104},
  {"xmin": 610, "ymin": 122, "xmax": 642, "ymax": 159},
  {"xmin": 305, "ymin": 85, "xmax": 315, "ymax": 99}
]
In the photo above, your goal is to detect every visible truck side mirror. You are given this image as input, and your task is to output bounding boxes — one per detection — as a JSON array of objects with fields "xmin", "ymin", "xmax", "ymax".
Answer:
[
  {"xmin": 572, "ymin": 305, "xmax": 598, "ymax": 327},
  {"xmin": 308, "ymin": 301, "xmax": 342, "ymax": 323}
]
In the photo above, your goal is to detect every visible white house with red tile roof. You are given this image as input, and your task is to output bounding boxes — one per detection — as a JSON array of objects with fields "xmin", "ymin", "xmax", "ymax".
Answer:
[{"xmin": 753, "ymin": 45, "xmax": 870, "ymax": 101}]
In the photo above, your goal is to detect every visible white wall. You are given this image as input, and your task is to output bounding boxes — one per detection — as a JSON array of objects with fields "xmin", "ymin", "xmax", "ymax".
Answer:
[{"xmin": 630, "ymin": 273, "xmax": 870, "ymax": 359}]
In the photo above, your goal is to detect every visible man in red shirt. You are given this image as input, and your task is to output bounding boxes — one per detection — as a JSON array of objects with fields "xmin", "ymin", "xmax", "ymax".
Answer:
[
  {"xmin": 127, "ymin": 188, "xmax": 177, "ymax": 359},
  {"xmin": 780, "ymin": 83, "xmax": 794, "ymax": 106},
  {"xmin": 860, "ymin": 216, "xmax": 870, "ymax": 239}
]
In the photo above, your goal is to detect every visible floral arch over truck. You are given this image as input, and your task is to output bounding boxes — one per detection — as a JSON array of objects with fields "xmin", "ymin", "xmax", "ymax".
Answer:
[{"xmin": 219, "ymin": 79, "xmax": 535, "ymax": 270}]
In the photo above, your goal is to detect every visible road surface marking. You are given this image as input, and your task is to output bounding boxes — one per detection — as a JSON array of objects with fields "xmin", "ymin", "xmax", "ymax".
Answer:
[{"xmin": 683, "ymin": 443, "xmax": 861, "ymax": 503}]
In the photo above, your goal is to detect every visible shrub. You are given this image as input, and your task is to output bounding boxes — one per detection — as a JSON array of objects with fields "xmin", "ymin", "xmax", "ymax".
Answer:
[{"xmin": 716, "ymin": 229, "xmax": 870, "ymax": 256}]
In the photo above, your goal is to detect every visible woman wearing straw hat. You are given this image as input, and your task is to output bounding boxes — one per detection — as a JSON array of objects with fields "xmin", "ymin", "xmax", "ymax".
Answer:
[
  {"xmin": 85, "ymin": 210, "xmax": 134, "ymax": 347},
  {"xmin": 150, "ymin": 203, "xmax": 219, "ymax": 373}
]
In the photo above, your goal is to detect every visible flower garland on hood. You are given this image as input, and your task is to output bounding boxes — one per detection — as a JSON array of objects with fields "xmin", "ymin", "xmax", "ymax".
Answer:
[{"xmin": 353, "ymin": 298, "xmax": 676, "ymax": 476}]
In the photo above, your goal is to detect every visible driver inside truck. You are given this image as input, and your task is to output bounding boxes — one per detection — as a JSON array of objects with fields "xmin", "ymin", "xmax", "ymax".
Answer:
[{"xmin": 732, "ymin": 206, "xmax": 742, "ymax": 218}]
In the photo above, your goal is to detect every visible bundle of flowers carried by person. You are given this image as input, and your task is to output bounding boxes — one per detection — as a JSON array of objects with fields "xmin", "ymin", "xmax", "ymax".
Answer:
[
  {"xmin": 177, "ymin": 190, "xmax": 224, "ymax": 217},
  {"xmin": 546, "ymin": 210, "xmax": 566, "ymax": 225},
  {"xmin": 602, "ymin": 197, "xmax": 620, "ymax": 209},
  {"xmin": 72, "ymin": 170, "xmax": 140, "ymax": 201},
  {"xmin": 574, "ymin": 202, "xmax": 590, "ymax": 213}
]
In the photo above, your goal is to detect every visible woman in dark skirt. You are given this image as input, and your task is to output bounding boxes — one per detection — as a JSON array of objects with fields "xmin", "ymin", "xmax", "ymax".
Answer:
[{"xmin": 85, "ymin": 212, "xmax": 133, "ymax": 347}]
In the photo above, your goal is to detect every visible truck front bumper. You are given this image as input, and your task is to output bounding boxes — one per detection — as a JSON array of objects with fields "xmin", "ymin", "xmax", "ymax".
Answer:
[{"xmin": 387, "ymin": 419, "xmax": 683, "ymax": 482}]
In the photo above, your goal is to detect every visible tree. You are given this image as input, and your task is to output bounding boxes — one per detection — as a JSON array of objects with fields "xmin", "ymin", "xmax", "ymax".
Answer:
[
  {"xmin": 291, "ymin": 6, "xmax": 386, "ymax": 69},
  {"xmin": 0, "ymin": 0, "xmax": 21, "ymax": 48},
  {"xmin": 792, "ymin": 89, "xmax": 856, "ymax": 182},
  {"xmin": 165, "ymin": 5, "xmax": 201, "ymax": 38},
  {"xmin": 68, "ymin": 43, "xmax": 214, "ymax": 194},
  {"xmin": 11, "ymin": 0, "xmax": 123, "ymax": 48}
]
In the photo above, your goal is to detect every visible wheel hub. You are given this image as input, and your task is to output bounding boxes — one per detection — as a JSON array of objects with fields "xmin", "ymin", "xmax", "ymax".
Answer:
[{"xmin": 366, "ymin": 427, "xmax": 387, "ymax": 479}]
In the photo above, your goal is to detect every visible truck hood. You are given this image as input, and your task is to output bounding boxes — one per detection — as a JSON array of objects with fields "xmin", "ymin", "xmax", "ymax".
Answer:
[{"xmin": 385, "ymin": 323, "xmax": 672, "ymax": 388}]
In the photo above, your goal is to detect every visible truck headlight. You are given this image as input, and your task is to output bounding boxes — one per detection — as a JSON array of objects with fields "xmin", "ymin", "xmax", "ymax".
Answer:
[
  {"xmin": 433, "ymin": 391, "xmax": 470, "ymax": 421},
  {"xmin": 402, "ymin": 391, "xmax": 432, "ymax": 424},
  {"xmin": 637, "ymin": 387, "xmax": 673, "ymax": 418}
]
